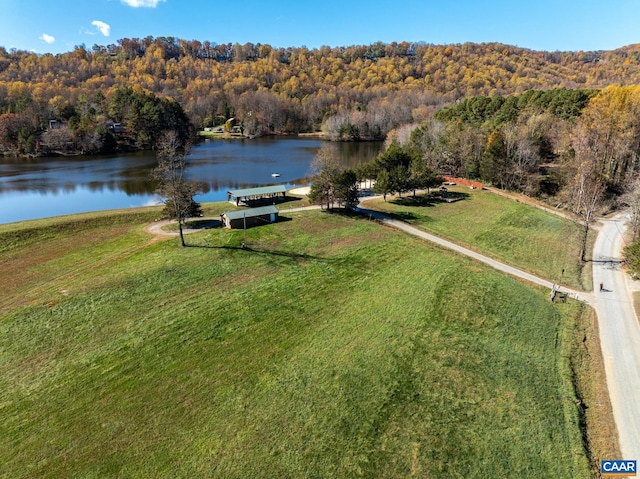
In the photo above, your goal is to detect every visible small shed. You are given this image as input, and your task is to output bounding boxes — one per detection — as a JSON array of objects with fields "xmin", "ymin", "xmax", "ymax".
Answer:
[
  {"xmin": 221, "ymin": 205, "xmax": 279, "ymax": 229},
  {"xmin": 227, "ymin": 185, "xmax": 287, "ymax": 206}
]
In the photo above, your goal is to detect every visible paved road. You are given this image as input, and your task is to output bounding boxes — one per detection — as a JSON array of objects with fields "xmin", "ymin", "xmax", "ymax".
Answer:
[{"xmin": 591, "ymin": 214, "xmax": 640, "ymax": 461}]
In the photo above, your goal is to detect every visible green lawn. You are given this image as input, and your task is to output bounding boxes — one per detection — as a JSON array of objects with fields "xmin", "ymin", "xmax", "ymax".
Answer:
[
  {"xmin": 0, "ymin": 207, "xmax": 592, "ymax": 478},
  {"xmin": 364, "ymin": 187, "xmax": 592, "ymax": 291}
]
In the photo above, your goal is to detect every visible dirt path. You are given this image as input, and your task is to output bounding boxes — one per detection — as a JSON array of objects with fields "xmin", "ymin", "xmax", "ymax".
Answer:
[{"xmin": 144, "ymin": 219, "xmax": 176, "ymax": 237}]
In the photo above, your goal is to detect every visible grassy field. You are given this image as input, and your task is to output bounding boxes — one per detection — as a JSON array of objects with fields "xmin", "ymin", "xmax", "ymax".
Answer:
[
  {"xmin": 0, "ymin": 205, "xmax": 605, "ymax": 478},
  {"xmin": 364, "ymin": 187, "xmax": 592, "ymax": 291}
]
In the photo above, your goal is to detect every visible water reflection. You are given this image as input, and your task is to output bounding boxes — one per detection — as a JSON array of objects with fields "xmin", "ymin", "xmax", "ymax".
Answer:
[{"xmin": 0, "ymin": 137, "xmax": 381, "ymax": 224}]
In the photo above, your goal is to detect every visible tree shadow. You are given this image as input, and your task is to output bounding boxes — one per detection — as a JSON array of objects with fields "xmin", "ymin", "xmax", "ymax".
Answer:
[
  {"xmin": 390, "ymin": 211, "xmax": 419, "ymax": 221},
  {"xmin": 243, "ymin": 245, "xmax": 332, "ymax": 261},
  {"xmin": 316, "ymin": 208, "xmax": 367, "ymax": 218},
  {"xmin": 589, "ymin": 256, "xmax": 625, "ymax": 271},
  {"xmin": 185, "ymin": 243, "xmax": 332, "ymax": 262},
  {"xmin": 391, "ymin": 191, "xmax": 470, "ymax": 208}
]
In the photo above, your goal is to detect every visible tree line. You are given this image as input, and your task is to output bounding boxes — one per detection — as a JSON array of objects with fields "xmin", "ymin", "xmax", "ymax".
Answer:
[
  {"xmin": 4, "ymin": 36, "xmax": 640, "ymax": 263},
  {"xmin": 309, "ymin": 85, "xmax": 640, "ymax": 266},
  {"xmin": 3, "ymin": 38, "xmax": 640, "ymax": 154},
  {"xmin": 404, "ymin": 86, "xmax": 640, "ymax": 197},
  {"xmin": 309, "ymin": 140, "xmax": 441, "ymax": 208},
  {"xmin": 0, "ymin": 87, "xmax": 192, "ymax": 155}
]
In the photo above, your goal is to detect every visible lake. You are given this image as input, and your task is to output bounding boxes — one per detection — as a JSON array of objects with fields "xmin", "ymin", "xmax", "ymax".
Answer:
[{"xmin": 0, "ymin": 137, "xmax": 382, "ymax": 224}]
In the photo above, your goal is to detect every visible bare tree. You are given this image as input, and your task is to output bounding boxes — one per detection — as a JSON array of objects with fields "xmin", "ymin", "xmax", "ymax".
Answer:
[
  {"xmin": 578, "ymin": 171, "xmax": 605, "ymax": 263},
  {"xmin": 503, "ymin": 122, "xmax": 540, "ymax": 191},
  {"xmin": 563, "ymin": 149, "xmax": 605, "ymax": 262},
  {"xmin": 40, "ymin": 124, "xmax": 76, "ymax": 153},
  {"xmin": 153, "ymin": 131, "xmax": 201, "ymax": 247},
  {"xmin": 384, "ymin": 123, "xmax": 418, "ymax": 149},
  {"xmin": 308, "ymin": 144, "xmax": 340, "ymax": 209},
  {"xmin": 623, "ymin": 178, "xmax": 640, "ymax": 241}
]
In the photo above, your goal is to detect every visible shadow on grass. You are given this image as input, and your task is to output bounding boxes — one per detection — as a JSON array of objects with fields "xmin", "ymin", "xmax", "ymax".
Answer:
[
  {"xmin": 391, "ymin": 211, "xmax": 420, "ymax": 221},
  {"xmin": 233, "ymin": 216, "xmax": 295, "ymax": 231},
  {"xmin": 390, "ymin": 191, "xmax": 470, "ymax": 208},
  {"xmin": 186, "ymin": 243, "xmax": 331, "ymax": 262},
  {"xmin": 315, "ymin": 207, "xmax": 373, "ymax": 220},
  {"xmin": 184, "ymin": 219, "xmax": 222, "ymax": 230},
  {"xmin": 183, "ymin": 216, "xmax": 294, "ymax": 233},
  {"xmin": 184, "ymin": 224, "xmax": 327, "ymax": 261}
]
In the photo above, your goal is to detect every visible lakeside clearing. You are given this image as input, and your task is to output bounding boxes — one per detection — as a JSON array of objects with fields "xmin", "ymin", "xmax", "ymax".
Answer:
[
  {"xmin": 0, "ymin": 197, "xmax": 614, "ymax": 477},
  {"xmin": 196, "ymin": 130, "xmax": 328, "ymax": 140}
]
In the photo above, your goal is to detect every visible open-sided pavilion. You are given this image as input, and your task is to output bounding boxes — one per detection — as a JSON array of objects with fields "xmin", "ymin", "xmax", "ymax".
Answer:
[
  {"xmin": 221, "ymin": 205, "xmax": 279, "ymax": 229},
  {"xmin": 227, "ymin": 185, "xmax": 287, "ymax": 206}
]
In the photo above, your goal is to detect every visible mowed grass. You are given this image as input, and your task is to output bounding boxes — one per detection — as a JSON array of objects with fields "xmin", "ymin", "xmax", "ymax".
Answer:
[
  {"xmin": 365, "ymin": 188, "xmax": 591, "ymax": 291},
  {"xmin": 0, "ymin": 207, "xmax": 591, "ymax": 478}
]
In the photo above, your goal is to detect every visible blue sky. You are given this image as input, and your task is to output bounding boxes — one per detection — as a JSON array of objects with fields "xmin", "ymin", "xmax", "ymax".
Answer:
[{"xmin": 1, "ymin": 0, "xmax": 639, "ymax": 54}]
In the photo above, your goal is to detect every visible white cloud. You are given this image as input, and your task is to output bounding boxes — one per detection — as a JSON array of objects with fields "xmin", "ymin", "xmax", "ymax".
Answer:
[
  {"xmin": 40, "ymin": 34, "xmax": 55, "ymax": 44},
  {"xmin": 120, "ymin": 0, "xmax": 166, "ymax": 7},
  {"xmin": 92, "ymin": 20, "xmax": 111, "ymax": 37}
]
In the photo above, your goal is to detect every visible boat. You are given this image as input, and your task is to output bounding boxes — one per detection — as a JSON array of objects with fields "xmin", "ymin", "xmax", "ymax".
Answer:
[{"xmin": 271, "ymin": 173, "xmax": 281, "ymax": 178}]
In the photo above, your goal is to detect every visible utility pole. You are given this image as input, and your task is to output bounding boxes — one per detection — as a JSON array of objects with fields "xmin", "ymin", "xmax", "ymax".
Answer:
[{"xmin": 242, "ymin": 211, "xmax": 247, "ymax": 249}]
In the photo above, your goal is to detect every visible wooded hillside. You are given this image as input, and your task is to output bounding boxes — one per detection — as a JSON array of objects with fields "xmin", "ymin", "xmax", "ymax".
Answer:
[{"xmin": 2, "ymin": 38, "xmax": 640, "ymax": 153}]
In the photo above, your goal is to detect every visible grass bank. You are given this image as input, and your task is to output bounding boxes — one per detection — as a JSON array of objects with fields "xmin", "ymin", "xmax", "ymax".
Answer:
[
  {"xmin": 0, "ymin": 207, "xmax": 601, "ymax": 477},
  {"xmin": 568, "ymin": 305, "xmax": 622, "ymax": 476},
  {"xmin": 364, "ymin": 187, "xmax": 592, "ymax": 291}
]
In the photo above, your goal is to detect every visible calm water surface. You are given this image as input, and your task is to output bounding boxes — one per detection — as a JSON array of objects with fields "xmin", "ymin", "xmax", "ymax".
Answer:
[{"xmin": 0, "ymin": 137, "xmax": 381, "ymax": 224}]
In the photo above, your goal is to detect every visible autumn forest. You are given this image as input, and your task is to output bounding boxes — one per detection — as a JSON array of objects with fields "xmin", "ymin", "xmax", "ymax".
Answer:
[{"xmin": 3, "ymin": 37, "xmax": 640, "ymax": 218}]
